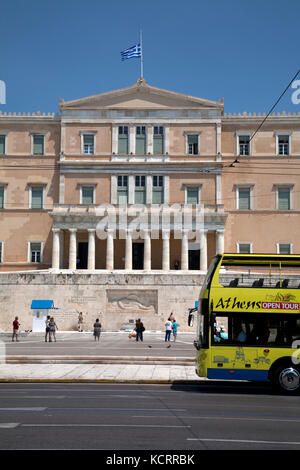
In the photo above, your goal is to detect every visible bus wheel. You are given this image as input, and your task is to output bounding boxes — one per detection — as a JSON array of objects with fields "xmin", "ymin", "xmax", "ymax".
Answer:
[{"xmin": 274, "ymin": 366, "xmax": 300, "ymax": 394}]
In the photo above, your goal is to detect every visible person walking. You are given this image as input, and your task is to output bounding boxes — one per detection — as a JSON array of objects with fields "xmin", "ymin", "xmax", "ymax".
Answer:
[
  {"xmin": 12, "ymin": 316, "xmax": 20, "ymax": 342},
  {"xmin": 135, "ymin": 318, "xmax": 145, "ymax": 342},
  {"xmin": 165, "ymin": 318, "xmax": 172, "ymax": 342},
  {"xmin": 172, "ymin": 319, "xmax": 180, "ymax": 342},
  {"xmin": 49, "ymin": 317, "xmax": 58, "ymax": 342},
  {"xmin": 93, "ymin": 318, "xmax": 101, "ymax": 341},
  {"xmin": 45, "ymin": 315, "xmax": 50, "ymax": 342}
]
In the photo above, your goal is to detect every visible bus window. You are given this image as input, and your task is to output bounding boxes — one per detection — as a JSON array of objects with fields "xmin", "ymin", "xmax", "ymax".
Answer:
[{"xmin": 211, "ymin": 313, "xmax": 300, "ymax": 347}]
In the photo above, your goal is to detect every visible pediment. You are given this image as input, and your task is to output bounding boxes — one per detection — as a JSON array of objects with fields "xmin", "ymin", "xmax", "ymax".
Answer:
[{"xmin": 60, "ymin": 79, "xmax": 223, "ymax": 111}]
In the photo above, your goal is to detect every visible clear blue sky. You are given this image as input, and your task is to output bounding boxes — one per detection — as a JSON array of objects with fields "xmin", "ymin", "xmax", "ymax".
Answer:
[{"xmin": 1, "ymin": 0, "xmax": 300, "ymax": 114}]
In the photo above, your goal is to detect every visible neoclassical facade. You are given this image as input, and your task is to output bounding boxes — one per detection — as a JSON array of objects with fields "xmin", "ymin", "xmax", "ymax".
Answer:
[{"xmin": 0, "ymin": 79, "xmax": 300, "ymax": 330}]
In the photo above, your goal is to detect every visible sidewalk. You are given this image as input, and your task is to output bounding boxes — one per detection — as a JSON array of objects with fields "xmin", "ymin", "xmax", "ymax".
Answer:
[
  {"xmin": 0, "ymin": 362, "xmax": 202, "ymax": 384},
  {"xmin": 0, "ymin": 331, "xmax": 202, "ymax": 383}
]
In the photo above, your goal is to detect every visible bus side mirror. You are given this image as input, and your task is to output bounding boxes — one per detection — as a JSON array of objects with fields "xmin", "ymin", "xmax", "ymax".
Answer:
[{"xmin": 188, "ymin": 313, "xmax": 194, "ymax": 327}]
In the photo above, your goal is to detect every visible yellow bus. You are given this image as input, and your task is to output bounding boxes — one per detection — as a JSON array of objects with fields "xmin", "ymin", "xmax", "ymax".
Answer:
[{"xmin": 190, "ymin": 254, "xmax": 300, "ymax": 394}]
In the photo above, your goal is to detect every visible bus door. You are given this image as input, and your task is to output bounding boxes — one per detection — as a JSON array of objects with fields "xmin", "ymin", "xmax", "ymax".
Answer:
[{"xmin": 210, "ymin": 314, "xmax": 262, "ymax": 381}]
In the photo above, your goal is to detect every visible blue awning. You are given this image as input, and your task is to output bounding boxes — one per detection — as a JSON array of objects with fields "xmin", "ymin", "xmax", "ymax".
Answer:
[{"xmin": 31, "ymin": 300, "xmax": 54, "ymax": 310}]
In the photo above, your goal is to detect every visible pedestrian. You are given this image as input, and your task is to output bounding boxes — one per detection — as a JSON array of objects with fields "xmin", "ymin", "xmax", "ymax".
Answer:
[
  {"xmin": 93, "ymin": 318, "xmax": 101, "ymax": 341},
  {"xmin": 135, "ymin": 318, "xmax": 145, "ymax": 342},
  {"xmin": 45, "ymin": 315, "xmax": 50, "ymax": 342},
  {"xmin": 12, "ymin": 316, "xmax": 20, "ymax": 342},
  {"xmin": 49, "ymin": 317, "xmax": 58, "ymax": 342},
  {"xmin": 78, "ymin": 312, "xmax": 84, "ymax": 332},
  {"xmin": 165, "ymin": 318, "xmax": 172, "ymax": 342},
  {"xmin": 172, "ymin": 319, "xmax": 180, "ymax": 342}
]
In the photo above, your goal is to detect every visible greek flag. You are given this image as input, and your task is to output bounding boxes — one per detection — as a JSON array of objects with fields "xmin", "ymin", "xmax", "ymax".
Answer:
[{"xmin": 121, "ymin": 43, "xmax": 142, "ymax": 61}]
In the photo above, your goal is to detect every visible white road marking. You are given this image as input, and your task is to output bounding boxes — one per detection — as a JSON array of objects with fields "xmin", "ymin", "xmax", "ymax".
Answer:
[
  {"xmin": 0, "ymin": 423, "xmax": 20, "ymax": 428},
  {"xmin": 0, "ymin": 408, "xmax": 46, "ymax": 411},
  {"xmin": 22, "ymin": 424, "xmax": 191, "ymax": 428}
]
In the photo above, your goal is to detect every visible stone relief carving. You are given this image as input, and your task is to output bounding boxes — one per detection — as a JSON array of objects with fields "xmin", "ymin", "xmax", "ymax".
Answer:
[{"xmin": 107, "ymin": 290, "xmax": 158, "ymax": 315}]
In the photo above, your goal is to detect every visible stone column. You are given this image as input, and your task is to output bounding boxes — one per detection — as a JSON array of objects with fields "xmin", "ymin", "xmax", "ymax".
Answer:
[
  {"xmin": 200, "ymin": 230, "xmax": 208, "ymax": 272},
  {"xmin": 87, "ymin": 229, "xmax": 96, "ymax": 270},
  {"xmin": 106, "ymin": 229, "xmax": 114, "ymax": 270},
  {"xmin": 125, "ymin": 230, "xmax": 132, "ymax": 270},
  {"xmin": 69, "ymin": 228, "xmax": 77, "ymax": 270},
  {"xmin": 216, "ymin": 229, "xmax": 225, "ymax": 255},
  {"xmin": 52, "ymin": 228, "xmax": 60, "ymax": 270},
  {"xmin": 181, "ymin": 230, "xmax": 189, "ymax": 271},
  {"xmin": 162, "ymin": 230, "xmax": 170, "ymax": 271},
  {"xmin": 143, "ymin": 230, "xmax": 151, "ymax": 271}
]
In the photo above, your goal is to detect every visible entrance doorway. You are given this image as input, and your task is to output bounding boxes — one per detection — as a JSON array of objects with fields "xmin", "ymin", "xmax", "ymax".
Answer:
[
  {"xmin": 132, "ymin": 243, "xmax": 144, "ymax": 269},
  {"xmin": 189, "ymin": 249, "xmax": 200, "ymax": 270},
  {"xmin": 78, "ymin": 242, "xmax": 88, "ymax": 269}
]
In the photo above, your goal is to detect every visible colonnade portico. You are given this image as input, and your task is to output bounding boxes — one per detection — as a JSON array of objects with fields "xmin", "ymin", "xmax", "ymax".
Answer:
[{"xmin": 51, "ymin": 226, "xmax": 225, "ymax": 272}]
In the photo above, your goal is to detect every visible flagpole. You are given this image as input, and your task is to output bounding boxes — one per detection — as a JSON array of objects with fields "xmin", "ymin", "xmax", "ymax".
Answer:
[{"xmin": 140, "ymin": 30, "xmax": 143, "ymax": 79}]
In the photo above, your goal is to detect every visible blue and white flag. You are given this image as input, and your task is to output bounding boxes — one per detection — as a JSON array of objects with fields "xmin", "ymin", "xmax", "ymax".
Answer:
[{"xmin": 121, "ymin": 43, "xmax": 142, "ymax": 61}]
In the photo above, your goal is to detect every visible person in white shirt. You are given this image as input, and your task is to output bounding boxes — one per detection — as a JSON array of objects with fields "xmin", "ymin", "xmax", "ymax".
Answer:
[{"xmin": 165, "ymin": 319, "xmax": 172, "ymax": 342}]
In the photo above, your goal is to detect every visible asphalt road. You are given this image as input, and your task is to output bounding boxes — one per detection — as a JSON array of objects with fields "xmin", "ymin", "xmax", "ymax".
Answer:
[
  {"xmin": 2, "ymin": 332, "xmax": 195, "ymax": 358},
  {"xmin": 0, "ymin": 382, "xmax": 299, "ymax": 451}
]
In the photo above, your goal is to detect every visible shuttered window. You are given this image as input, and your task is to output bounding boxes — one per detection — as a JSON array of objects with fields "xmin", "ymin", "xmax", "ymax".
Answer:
[
  {"xmin": 117, "ymin": 175, "xmax": 128, "ymax": 204},
  {"xmin": 118, "ymin": 126, "xmax": 128, "ymax": 154},
  {"xmin": 0, "ymin": 187, "xmax": 4, "ymax": 209},
  {"xmin": 238, "ymin": 188, "xmax": 251, "ymax": 210},
  {"xmin": 136, "ymin": 126, "xmax": 146, "ymax": 154},
  {"xmin": 33, "ymin": 135, "xmax": 44, "ymax": 155},
  {"xmin": 278, "ymin": 188, "xmax": 290, "ymax": 210},
  {"xmin": 135, "ymin": 175, "xmax": 146, "ymax": 204},
  {"xmin": 186, "ymin": 188, "xmax": 199, "ymax": 204},
  {"xmin": 278, "ymin": 243, "xmax": 291, "ymax": 254},
  {"xmin": 31, "ymin": 187, "xmax": 43, "ymax": 209},
  {"xmin": 81, "ymin": 187, "xmax": 94, "ymax": 204},
  {"xmin": 153, "ymin": 126, "xmax": 164, "ymax": 154},
  {"xmin": 152, "ymin": 175, "xmax": 164, "ymax": 204},
  {"xmin": 0, "ymin": 135, "xmax": 5, "ymax": 155}
]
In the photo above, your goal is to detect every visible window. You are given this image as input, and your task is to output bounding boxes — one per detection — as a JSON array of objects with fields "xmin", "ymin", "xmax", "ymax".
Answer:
[
  {"xmin": 33, "ymin": 135, "xmax": 44, "ymax": 155},
  {"xmin": 153, "ymin": 126, "xmax": 164, "ymax": 154},
  {"xmin": 117, "ymin": 175, "xmax": 128, "ymax": 204},
  {"xmin": 81, "ymin": 186, "xmax": 94, "ymax": 204},
  {"xmin": 135, "ymin": 175, "xmax": 146, "ymax": 204},
  {"xmin": 238, "ymin": 243, "xmax": 252, "ymax": 254},
  {"xmin": 0, "ymin": 241, "xmax": 3, "ymax": 263},
  {"xmin": 187, "ymin": 135, "xmax": 199, "ymax": 155},
  {"xmin": 238, "ymin": 187, "xmax": 251, "ymax": 210},
  {"xmin": 0, "ymin": 135, "xmax": 6, "ymax": 155},
  {"xmin": 136, "ymin": 126, "xmax": 146, "ymax": 154},
  {"xmin": 212, "ymin": 313, "xmax": 300, "ymax": 348},
  {"xmin": 186, "ymin": 187, "xmax": 199, "ymax": 204},
  {"xmin": 83, "ymin": 134, "xmax": 94, "ymax": 154},
  {"xmin": 118, "ymin": 126, "xmax": 128, "ymax": 154},
  {"xmin": 152, "ymin": 175, "xmax": 164, "ymax": 204},
  {"xmin": 0, "ymin": 186, "xmax": 5, "ymax": 209},
  {"xmin": 30, "ymin": 242, "xmax": 42, "ymax": 263},
  {"xmin": 30, "ymin": 186, "xmax": 43, "ymax": 209},
  {"xmin": 238, "ymin": 135, "xmax": 250, "ymax": 156},
  {"xmin": 278, "ymin": 188, "xmax": 291, "ymax": 210},
  {"xmin": 278, "ymin": 243, "xmax": 292, "ymax": 254},
  {"xmin": 277, "ymin": 135, "xmax": 290, "ymax": 156}
]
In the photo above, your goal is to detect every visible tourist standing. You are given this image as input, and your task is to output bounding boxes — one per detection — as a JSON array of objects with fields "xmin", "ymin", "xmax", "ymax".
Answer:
[
  {"xmin": 135, "ymin": 318, "xmax": 145, "ymax": 342},
  {"xmin": 93, "ymin": 319, "xmax": 101, "ymax": 341},
  {"xmin": 165, "ymin": 319, "xmax": 172, "ymax": 342},
  {"xmin": 172, "ymin": 319, "xmax": 180, "ymax": 342},
  {"xmin": 49, "ymin": 317, "xmax": 58, "ymax": 342},
  {"xmin": 45, "ymin": 315, "xmax": 51, "ymax": 342},
  {"xmin": 78, "ymin": 312, "xmax": 84, "ymax": 332},
  {"xmin": 12, "ymin": 316, "xmax": 20, "ymax": 342}
]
